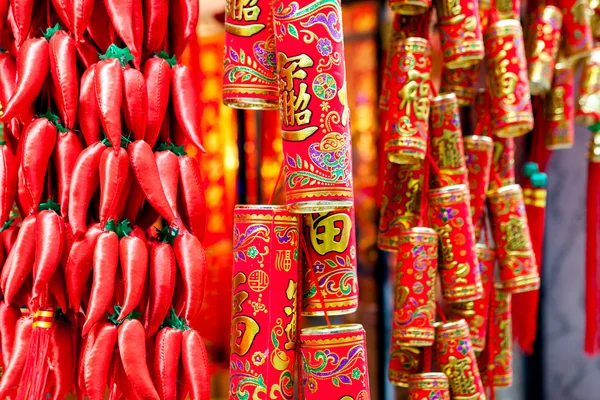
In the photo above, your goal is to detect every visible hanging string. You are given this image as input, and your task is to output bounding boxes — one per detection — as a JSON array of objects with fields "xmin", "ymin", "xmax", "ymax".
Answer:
[
  {"xmin": 268, "ymin": 161, "xmax": 285, "ymax": 205},
  {"xmin": 300, "ymin": 237, "xmax": 332, "ymax": 329}
]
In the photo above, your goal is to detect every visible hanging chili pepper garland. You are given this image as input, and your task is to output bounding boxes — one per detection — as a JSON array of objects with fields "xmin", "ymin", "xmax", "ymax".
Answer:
[{"xmin": 0, "ymin": 0, "xmax": 211, "ymax": 398}]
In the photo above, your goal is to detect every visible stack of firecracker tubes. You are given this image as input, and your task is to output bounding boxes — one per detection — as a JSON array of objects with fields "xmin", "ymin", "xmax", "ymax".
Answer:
[
  {"xmin": 224, "ymin": 0, "xmax": 600, "ymax": 398},
  {"xmin": 0, "ymin": 0, "xmax": 219, "ymax": 399}
]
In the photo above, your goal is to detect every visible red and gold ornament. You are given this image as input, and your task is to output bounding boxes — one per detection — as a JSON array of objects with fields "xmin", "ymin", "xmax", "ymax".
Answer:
[
  {"xmin": 481, "ymin": 285, "xmax": 513, "ymax": 388},
  {"xmin": 384, "ymin": 37, "xmax": 433, "ymax": 165},
  {"xmin": 299, "ymin": 324, "xmax": 371, "ymax": 399},
  {"xmin": 575, "ymin": 49, "xmax": 600, "ymax": 127},
  {"xmin": 556, "ymin": 0, "xmax": 593, "ymax": 60},
  {"xmin": 273, "ymin": 0, "xmax": 354, "ymax": 213},
  {"xmin": 440, "ymin": 65, "xmax": 481, "ymax": 107},
  {"xmin": 230, "ymin": 206, "xmax": 301, "ymax": 399},
  {"xmin": 544, "ymin": 61, "xmax": 575, "ymax": 150},
  {"xmin": 485, "ymin": 19, "xmax": 534, "ymax": 138},
  {"xmin": 463, "ymin": 135, "xmax": 493, "ymax": 240},
  {"xmin": 389, "ymin": 0, "xmax": 432, "ymax": 15},
  {"xmin": 428, "ymin": 184, "xmax": 483, "ymax": 303},
  {"xmin": 392, "ymin": 228, "xmax": 438, "ymax": 346},
  {"xmin": 495, "ymin": 0, "xmax": 520, "ymax": 20},
  {"xmin": 408, "ymin": 373, "xmax": 451, "ymax": 400},
  {"xmin": 488, "ymin": 185, "xmax": 541, "ymax": 293},
  {"xmin": 489, "ymin": 136, "xmax": 516, "ymax": 191},
  {"xmin": 388, "ymin": 344, "xmax": 423, "ymax": 387},
  {"xmin": 302, "ymin": 207, "xmax": 358, "ymax": 316},
  {"xmin": 223, "ymin": 0, "xmax": 279, "ymax": 109}
]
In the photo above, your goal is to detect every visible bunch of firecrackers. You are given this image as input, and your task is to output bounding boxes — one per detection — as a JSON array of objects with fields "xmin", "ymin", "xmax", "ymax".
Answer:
[
  {"xmin": 224, "ymin": 0, "xmax": 371, "ymax": 398},
  {"xmin": 0, "ymin": 0, "xmax": 217, "ymax": 399}
]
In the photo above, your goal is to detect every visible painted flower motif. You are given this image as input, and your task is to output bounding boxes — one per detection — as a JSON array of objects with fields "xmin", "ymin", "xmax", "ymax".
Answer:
[
  {"xmin": 429, "ymin": 391, "xmax": 441, "ymax": 400},
  {"xmin": 252, "ymin": 351, "xmax": 266, "ymax": 366},
  {"xmin": 247, "ymin": 246, "xmax": 259, "ymax": 259},
  {"xmin": 352, "ymin": 368, "xmax": 361, "ymax": 379},
  {"xmin": 457, "ymin": 339, "xmax": 470, "ymax": 355},
  {"xmin": 308, "ymin": 377, "xmax": 318, "ymax": 393},
  {"xmin": 317, "ymin": 38, "xmax": 332, "ymax": 56},
  {"xmin": 313, "ymin": 261, "xmax": 325, "ymax": 274},
  {"xmin": 438, "ymin": 207, "xmax": 454, "ymax": 223}
]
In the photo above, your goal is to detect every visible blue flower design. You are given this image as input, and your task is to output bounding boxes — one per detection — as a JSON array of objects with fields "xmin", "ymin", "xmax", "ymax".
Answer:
[{"xmin": 317, "ymin": 38, "xmax": 332, "ymax": 56}]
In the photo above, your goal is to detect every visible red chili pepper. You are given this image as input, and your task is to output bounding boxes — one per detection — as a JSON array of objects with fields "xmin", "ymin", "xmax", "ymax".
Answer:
[
  {"xmin": 107, "ymin": 349, "xmax": 121, "ymax": 400},
  {"xmin": 118, "ymin": 318, "xmax": 160, "ymax": 400},
  {"xmin": 117, "ymin": 350, "xmax": 144, "ymax": 400},
  {"xmin": 0, "ymin": 303, "xmax": 20, "ymax": 368},
  {"xmin": 1, "ymin": 37, "xmax": 49, "ymax": 121},
  {"xmin": 155, "ymin": 149, "xmax": 179, "ymax": 218},
  {"xmin": 51, "ymin": 0, "xmax": 74, "ymax": 32},
  {"xmin": 0, "ymin": 0, "xmax": 8, "ymax": 36},
  {"xmin": 47, "ymin": 320, "xmax": 75, "ymax": 400},
  {"xmin": 115, "ymin": 169, "xmax": 134, "ymax": 220},
  {"xmin": 171, "ymin": 64, "xmax": 205, "ymax": 153},
  {"xmin": 77, "ymin": 330, "xmax": 89, "ymax": 397},
  {"xmin": 31, "ymin": 209, "xmax": 65, "ymax": 308},
  {"xmin": 0, "ymin": 51, "xmax": 16, "ymax": 111},
  {"xmin": 53, "ymin": 129, "xmax": 84, "ymax": 217},
  {"xmin": 83, "ymin": 321, "xmax": 118, "ymax": 400},
  {"xmin": 173, "ymin": 233, "xmax": 206, "ymax": 325},
  {"xmin": 94, "ymin": 57, "xmax": 122, "ymax": 149},
  {"xmin": 146, "ymin": 334, "xmax": 156, "ymax": 382},
  {"xmin": 123, "ymin": 67, "xmax": 148, "ymax": 141},
  {"xmin": 0, "ymin": 214, "xmax": 35, "ymax": 305},
  {"xmin": 168, "ymin": 0, "xmax": 199, "ymax": 58},
  {"xmin": 68, "ymin": 141, "xmax": 106, "ymax": 235},
  {"xmin": 99, "ymin": 147, "xmax": 130, "ymax": 225},
  {"xmin": 86, "ymin": 0, "xmax": 113, "ymax": 53},
  {"xmin": 128, "ymin": 140, "xmax": 177, "ymax": 224},
  {"xmin": 75, "ymin": 39, "xmax": 100, "ymax": 70},
  {"xmin": 181, "ymin": 329, "xmax": 210, "ymax": 400},
  {"xmin": 48, "ymin": 265, "xmax": 68, "ymax": 312},
  {"xmin": 49, "ymin": 30, "xmax": 78, "ymax": 129},
  {"xmin": 176, "ymin": 364, "xmax": 189, "ymax": 400},
  {"xmin": 155, "ymin": 327, "xmax": 182, "ymax": 400},
  {"xmin": 0, "ymin": 315, "xmax": 32, "ymax": 398},
  {"xmin": 118, "ymin": 234, "xmax": 148, "ymax": 320},
  {"xmin": 21, "ymin": 118, "xmax": 57, "ymax": 212},
  {"xmin": 10, "ymin": 0, "xmax": 34, "ymax": 46},
  {"xmin": 177, "ymin": 155, "xmax": 206, "ymax": 241},
  {"xmin": 82, "ymin": 230, "xmax": 119, "ymax": 336},
  {"xmin": 143, "ymin": 0, "xmax": 168, "ymax": 55},
  {"xmin": 104, "ymin": 0, "xmax": 138, "ymax": 66},
  {"xmin": 72, "ymin": 0, "xmax": 94, "ymax": 42},
  {"xmin": 78, "ymin": 63, "xmax": 101, "ymax": 146},
  {"xmin": 143, "ymin": 57, "xmax": 171, "ymax": 148},
  {"xmin": 0, "ymin": 220, "xmax": 19, "ymax": 253},
  {"xmin": 15, "ymin": 164, "xmax": 30, "ymax": 218},
  {"xmin": 123, "ymin": 180, "xmax": 145, "ymax": 223},
  {"xmin": 0, "ymin": 142, "xmax": 17, "ymax": 226},
  {"xmin": 132, "ymin": 0, "xmax": 143, "ymax": 70},
  {"xmin": 65, "ymin": 224, "xmax": 102, "ymax": 310},
  {"xmin": 145, "ymin": 241, "xmax": 176, "ymax": 337}
]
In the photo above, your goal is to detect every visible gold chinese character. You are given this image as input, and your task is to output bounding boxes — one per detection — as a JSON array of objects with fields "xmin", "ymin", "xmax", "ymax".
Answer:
[
  {"xmin": 278, "ymin": 53, "xmax": 314, "ymax": 91},
  {"xmin": 434, "ymin": 129, "xmax": 463, "ymax": 169},
  {"xmin": 306, "ymin": 212, "xmax": 352, "ymax": 256},
  {"xmin": 442, "ymin": 357, "xmax": 477, "ymax": 395},
  {"xmin": 281, "ymin": 83, "xmax": 312, "ymax": 127},
  {"xmin": 397, "ymin": 70, "xmax": 431, "ymax": 121},
  {"xmin": 283, "ymin": 280, "xmax": 298, "ymax": 351},
  {"xmin": 226, "ymin": 0, "xmax": 260, "ymax": 21}
]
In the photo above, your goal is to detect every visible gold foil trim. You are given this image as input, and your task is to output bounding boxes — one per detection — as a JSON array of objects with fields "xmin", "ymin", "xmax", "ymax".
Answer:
[{"xmin": 301, "ymin": 323, "xmax": 365, "ymax": 337}]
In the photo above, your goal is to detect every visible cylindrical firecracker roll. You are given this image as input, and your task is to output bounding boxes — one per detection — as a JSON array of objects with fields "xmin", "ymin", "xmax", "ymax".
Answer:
[
  {"xmin": 526, "ymin": 6, "xmax": 563, "ymax": 95},
  {"xmin": 463, "ymin": 136, "xmax": 493, "ymax": 240},
  {"xmin": 489, "ymin": 136, "xmax": 516, "ymax": 191},
  {"xmin": 223, "ymin": 0, "xmax": 279, "ymax": 109},
  {"xmin": 495, "ymin": 0, "xmax": 520, "ymax": 19},
  {"xmin": 440, "ymin": 65, "xmax": 480, "ymax": 106},
  {"xmin": 302, "ymin": 207, "xmax": 358, "ymax": 316},
  {"xmin": 435, "ymin": 0, "xmax": 484, "ymax": 69},
  {"xmin": 388, "ymin": 344, "xmax": 423, "ymax": 387},
  {"xmin": 389, "ymin": 0, "xmax": 431, "ymax": 15},
  {"xmin": 429, "ymin": 93, "xmax": 469, "ymax": 188},
  {"xmin": 447, "ymin": 245, "xmax": 495, "ymax": 352},
  {"xmin": 482, "ymin": 285, "xmax": 513, "ymax": 387},
  {"xmin": 408, "ymin": 373, "xmax": 451, "ymax": 400},
  {"xmin": 428, "ymin": 185, "xmax": 483, "ymax": 303},
  {"xmin": 385, "ymin": 37, "xmax": 433, "ymax": 165},
  {"xmin": 300, "ymin": 324, "xmax": 371, "ymax": 399},
  {"xmin": 575, "ymin": 49, "xmax": 600, "ymax": 126},
  {"xmin": 378, "ymin": 164, "xmax": 424, "ymax": 251},
  {"xmin": 543, "ymin": 62, "xmax": 575, "ymax": 150},
  {"xmin": 485, "ymin": 20, "xmax": 534, "ymax": 138},
  {"xmin": 479, "ymin": 0, "xmax": 491, "ymax": 33},
  {"xmin": 434, "ymin": 320, "xmax": 486, "ymax": 400},
  {"xmin": 556, "ymin": 0, "xmax": 593, "ymax": 60},
  {"xmin": 488, "ymin": 185, "xmax": 541, "ymax": 293},
  {"xmin": 380, "ymin": 14, "xmax": 426, "ymax": 112},
  {"xmin": 230, "ymin": 205, "xmax": 301, "ymax": 399},
  {"xmin": 273, "ymin": 0, "xmax": 354, "ymax": 213},
  {"xmin": 392, "ymin": 228, "xmax": 438, "ymax": 346}
]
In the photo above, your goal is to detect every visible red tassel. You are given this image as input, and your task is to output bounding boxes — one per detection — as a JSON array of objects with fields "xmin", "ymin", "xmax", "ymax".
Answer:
[
  {"xmin": 585, "ymin": 134, "xmax": 600, "ymax": 354},
  {"xmin": 15, "ymin": 309, "xmax": 54, "ymax": 400}
]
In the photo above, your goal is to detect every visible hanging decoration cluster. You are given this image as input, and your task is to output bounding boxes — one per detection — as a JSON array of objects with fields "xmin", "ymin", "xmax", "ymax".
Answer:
[
  {"xmin": 0, "ymin": 0, "xmax": 213, "ymax": 399},
  {"xmin": 379, "ymin": 0, "xmax": 600, "ymax": 396},
  {"xmin": 224, "ymin": 0, "xmax": 370, "ymax": 398}
]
